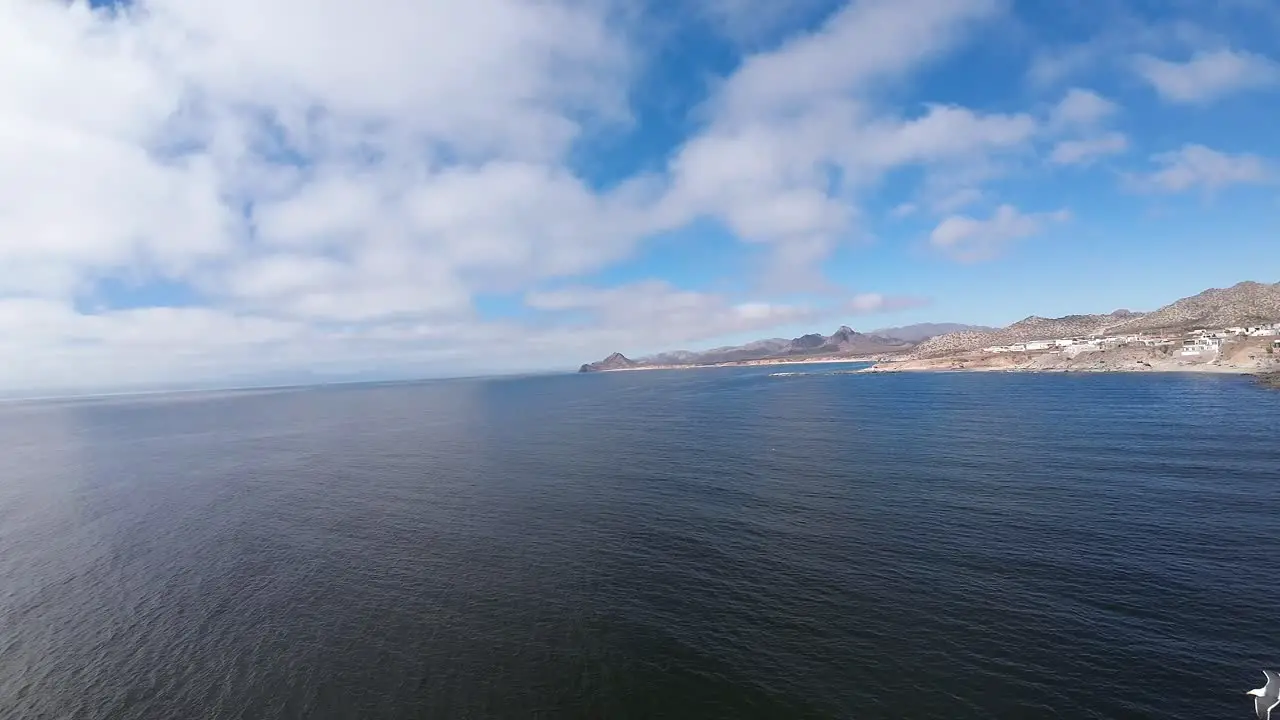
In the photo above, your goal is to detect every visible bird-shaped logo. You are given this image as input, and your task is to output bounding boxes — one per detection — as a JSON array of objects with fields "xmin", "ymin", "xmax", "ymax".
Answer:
[{"xmin": 1248, "ymin": 670, "xmax": 1280, "ymax": 719}]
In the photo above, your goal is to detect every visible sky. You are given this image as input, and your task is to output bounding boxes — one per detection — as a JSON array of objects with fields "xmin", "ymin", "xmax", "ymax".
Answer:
[{"xmin": 1, "ymin": 0, "xmax": 1278, "ymax": 393}]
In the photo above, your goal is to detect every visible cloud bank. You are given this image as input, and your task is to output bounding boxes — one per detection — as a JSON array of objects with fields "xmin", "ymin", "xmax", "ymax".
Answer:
[{"xmin": 0, "ymin": 0, "xmax": 1274, "ymax": 392}]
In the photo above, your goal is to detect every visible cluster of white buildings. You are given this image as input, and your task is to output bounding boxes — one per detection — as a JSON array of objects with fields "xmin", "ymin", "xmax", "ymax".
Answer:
[
  {"xmin": 1180, "ymin": 324, "xmax": 1280, "ymax": 355},
  {"xmin": 982, "ymin": 335, "xmax": 1174, "ymax": 354},
  {"xmin": 979, "ymin": 322, "xmax": 1280, "ymax": 358}
]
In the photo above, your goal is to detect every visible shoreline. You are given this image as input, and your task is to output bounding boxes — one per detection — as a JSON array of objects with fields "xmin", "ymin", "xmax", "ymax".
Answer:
[
  {"xmin": 860, "ymin": 339, "xmax": 1280, "ymax": 377},
  {"xmin": 586, "ymin": 356, "xmax": 884, "ymax": 373},
  {"xmin": 858, "ymin": 363, "xmax": 1257, "ymax": 375},
  {"xmin": 584, "ymin": 342, "xmax": 1280, "ymax": 382}
]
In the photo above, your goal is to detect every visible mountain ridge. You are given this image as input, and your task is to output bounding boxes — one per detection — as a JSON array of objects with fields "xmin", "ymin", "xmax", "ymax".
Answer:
[
  {"xmin": 912, "ymin": 281, "xmax": 1280, "ymax": 358},
  {"xmin": 579, "ymin": 281, "xmax": 1280, "ymax": 372},
  {"xmin": 578, "ymin": 323, "xmax": 986, "ymax": 372}
]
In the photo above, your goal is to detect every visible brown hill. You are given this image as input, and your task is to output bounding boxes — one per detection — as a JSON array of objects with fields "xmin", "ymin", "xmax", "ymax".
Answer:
[
  {"xmin": 913, "ymin": 281, "xmax": 1280, "ymax": 358},
  {"xmin": 578, "ymin": 325, "xmax": 923, "ymax": 372},
  {"xmin": 1107, "ymin": 281, "xmax": 1280, "ymax": 333},
  {"xmin": 578, "ymin": 353, "xmax": 639, "ymax": 373}
]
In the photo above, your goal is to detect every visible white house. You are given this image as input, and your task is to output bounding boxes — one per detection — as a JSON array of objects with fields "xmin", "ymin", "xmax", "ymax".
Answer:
[
  {"xmin": 1181, "ymin": 337, "xmax": 1224, "ymax": 356},
  {"xmin": 1023, "ymin": 341, "xmax": 1053, "ymax": 351}
]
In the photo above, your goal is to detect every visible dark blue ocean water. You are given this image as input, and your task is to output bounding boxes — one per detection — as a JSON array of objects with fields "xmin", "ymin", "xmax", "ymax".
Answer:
[{"xmin": 1, "ymin": 366, "xmax": 1277, "ymax": 719}]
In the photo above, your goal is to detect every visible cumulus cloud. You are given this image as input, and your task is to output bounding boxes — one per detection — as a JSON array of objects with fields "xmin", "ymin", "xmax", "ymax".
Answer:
[
  {"xmin": 0, "ymin": 0, "xmax": 1151, "ymax": 392},
  {"xmin": 1129, "ymin": 144, "xmax": 1270, "ymax": 192},
  {"xmin": 662, "ymin": 0, "xmax": 1026, "ymax": 284},
  {"xmin": 1050, "ymin": 132, "xmax": 1130, "ymax": 166},
  {"xmin": 694, "ymin": 0, "xmax": 836, "ymax": 45},
  {"xmin": 1135, "ymin": 49, "xmax": 1280, "ymax": 103},
  {"xmin": 929, "ymin": 205, "xmax": 1070, "ymax": 263},
  {"xmin": 929, "ymin": 188, "xmax": 986, "ymax": 214},
  {"xmin": 890, "ymin": 203, "xmax": 919, "ymax": 219},
  {"xmin": 1049, "ymin": 88, "xmax": 1118, "ymax": 129}
]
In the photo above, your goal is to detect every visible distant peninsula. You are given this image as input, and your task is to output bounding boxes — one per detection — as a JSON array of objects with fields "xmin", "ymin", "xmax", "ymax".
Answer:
[
  {"xmin": 578, "ymin": 281, "xmax": 1280, "ymax": 377},
  {"xmin": 577, "ymin": 323, "xmax": 989, "ymax": 373}
]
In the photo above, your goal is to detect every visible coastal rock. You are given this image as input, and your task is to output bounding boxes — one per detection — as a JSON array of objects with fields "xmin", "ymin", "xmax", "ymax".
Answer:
[{"xmin": 578, "ymin": 352, "xmax": 638, "ymax": 373}]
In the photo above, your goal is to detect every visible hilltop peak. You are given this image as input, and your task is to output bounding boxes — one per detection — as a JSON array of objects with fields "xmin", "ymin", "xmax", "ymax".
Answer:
[
  {"xmin": 578, "ymin": 353, "xmax": 638, "ymax": 373},
  {"xmin": 912, "ymin": 279, "xmax": 1280, "ymax": 358}
]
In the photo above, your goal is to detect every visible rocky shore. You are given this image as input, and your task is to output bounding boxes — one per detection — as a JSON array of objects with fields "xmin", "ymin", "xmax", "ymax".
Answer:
[{"xmin": 865, "ymin": 339, "xmax": 1278, "ymax": 376}]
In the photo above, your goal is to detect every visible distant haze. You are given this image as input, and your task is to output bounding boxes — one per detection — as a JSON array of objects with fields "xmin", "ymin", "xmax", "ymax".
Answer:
[{"xmin": 868, "ymin": 323, "xmax": 995, "ymax": 343}]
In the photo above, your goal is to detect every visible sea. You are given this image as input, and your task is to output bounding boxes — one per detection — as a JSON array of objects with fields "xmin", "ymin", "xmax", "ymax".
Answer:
[{"xmin": 1, "ymin": 365, "xmax": 1277, "ymax": 719}]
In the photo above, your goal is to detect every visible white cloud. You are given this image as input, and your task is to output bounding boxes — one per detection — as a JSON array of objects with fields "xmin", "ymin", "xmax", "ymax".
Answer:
[
  {"xmin": 1130, "ymin": 144, "xmax": 1269, "ymax": 192},
  {"xmin": 694, "ymin": 0, "xmax": 835, "ymax": 45},
  {"xmin": 662, "ymin": 0, "xmax": 1024, "ymax": 285},
  {"xmin": 1050, "ymin": 132, "xmax": 1129, "ymax": 165},
  {"xmin": 1049, "ymin": 88, "xmax": 1118, "ymax": 129},
  {"xmin": 846, "ymin": 293, "xmax": 928, "ymax": 314},
  {"xmin": 1134, "ymin": 49, "xmax": 1280, "ymax": 103},
  {"xmin": 890, "ymin": 202, "xmax": 918, "ymax": 218},
  {"xmin": 849, "ymin": 105, "xmax": 1037, "ymax": 168},
  {"xmin": 0, "ymin": 0, "xmax": 666, "ymax": 390},
  {"xmin": 929, "ymin": 205, "xmax": 1070, "ymax": 262},
  {"xmin": 712, "ymin": 0, "xmax": 999, "ymax": 121},
  {"xmin": 0, "ymin": 0, "xmax": 639, "ymax": 305},
  {"xmin": 930, "ymin": 187, "xmax": 985, "ymax": 214},
  {"xmin": 0, "ymin": 0, "xmax": 994, "ymax": 393},
  {"xmin": 1028, "ymin": 45, "xmax": 1103, "ymax": 88},
  {"xmin": 19, "ymin": 0, "xmax": 1267, "ymax": 392}
]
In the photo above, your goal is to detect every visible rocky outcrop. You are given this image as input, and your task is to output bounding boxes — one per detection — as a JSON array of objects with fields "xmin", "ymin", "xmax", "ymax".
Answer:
[{"xmin": 578, "ymin": 353, "xmax": 639, "ymax": 373}]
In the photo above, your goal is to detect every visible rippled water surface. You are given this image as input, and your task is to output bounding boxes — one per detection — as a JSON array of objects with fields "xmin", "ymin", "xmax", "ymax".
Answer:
[{"xmin": 2, "ymin": 368, "xmax": 1277, "ymax": 718}]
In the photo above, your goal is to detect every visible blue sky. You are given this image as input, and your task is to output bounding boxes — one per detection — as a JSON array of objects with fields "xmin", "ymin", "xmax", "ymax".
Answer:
[{"xmin": 1, "ymin": 0, "xmax": 1277, "ymax": 391}]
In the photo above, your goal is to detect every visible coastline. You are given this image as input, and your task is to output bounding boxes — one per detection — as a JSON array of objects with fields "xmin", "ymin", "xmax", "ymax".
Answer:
[
  {"xmin": 859, "ymin": 363, "xmax": 1255, "ymax": 375},
  {"xmin": 584, "ymin": 338, "xmax": 1280, "ymax": 380},
  {"xmin": 861, "ymin": 346, "xmax": 1275, "ymax": 376},
  {"xmin": 586, "ymin": 356, "xmax": 882, "ymax": 373}
]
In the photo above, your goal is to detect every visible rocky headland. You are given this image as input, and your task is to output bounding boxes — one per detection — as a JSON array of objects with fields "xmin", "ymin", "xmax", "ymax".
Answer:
[{"xmin": 579, "ymin": 281, "xmax": 1280, "ymax": 378}]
